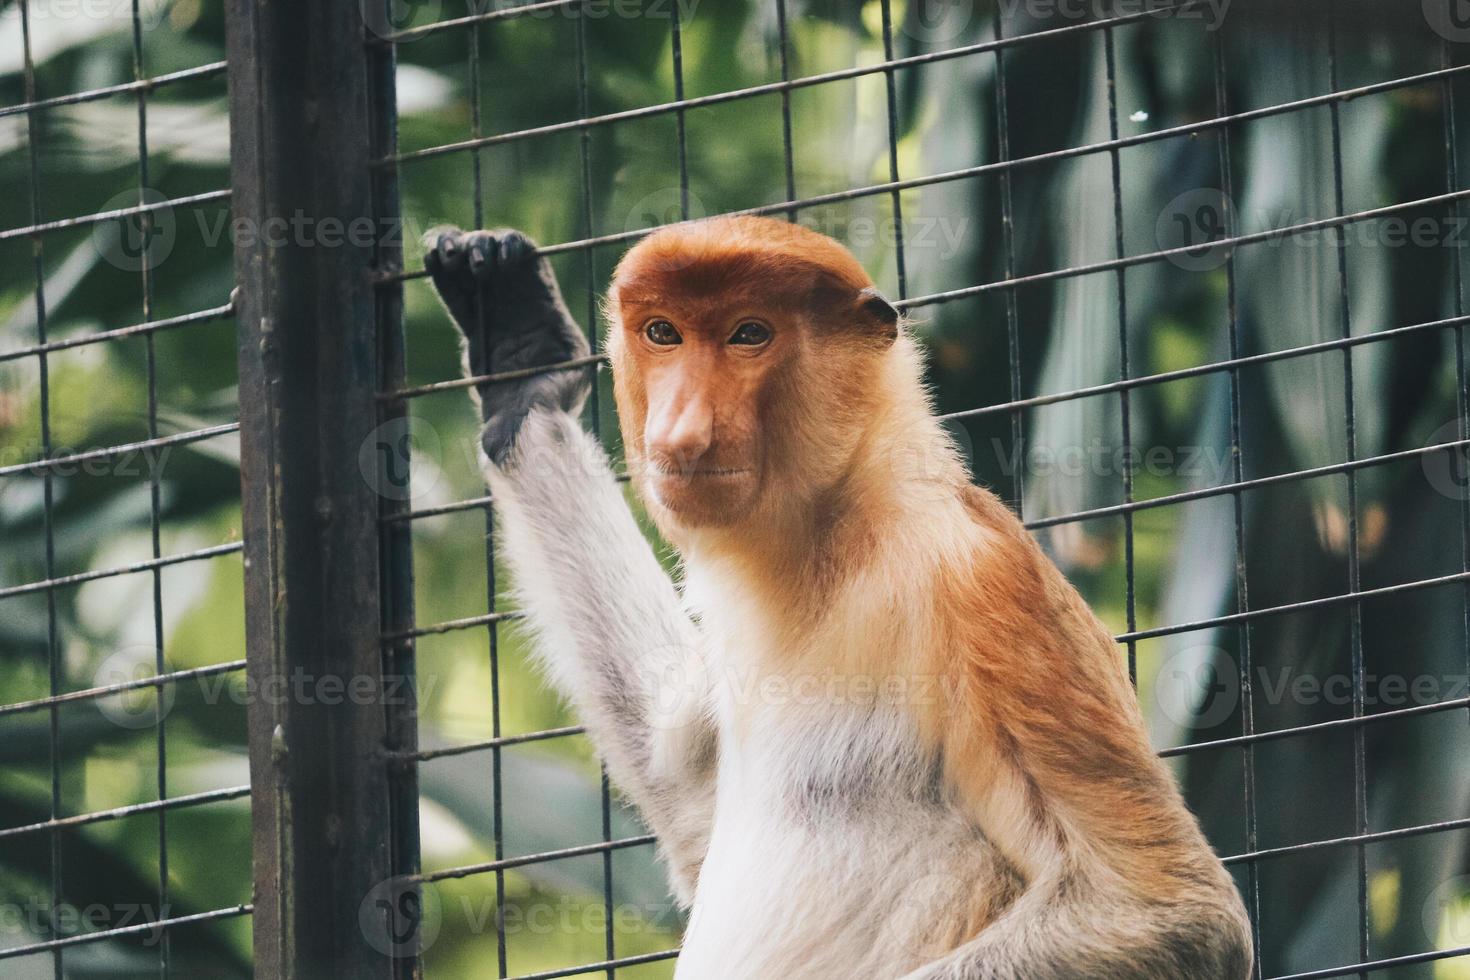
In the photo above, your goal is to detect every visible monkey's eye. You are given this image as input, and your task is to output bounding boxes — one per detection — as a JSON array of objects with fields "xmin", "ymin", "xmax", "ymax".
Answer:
[
  {"xmin": 729, "ymin": 321, "xmax": 772, "ymax": 347},
  {"xmin": 644, "ymin": 320, "xmax": 682, "ymax": 346}
]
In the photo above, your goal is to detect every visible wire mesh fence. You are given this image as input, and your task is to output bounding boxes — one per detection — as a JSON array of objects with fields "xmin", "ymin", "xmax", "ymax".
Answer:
[
  {"xmin": 1, "ymin": 0, "xmax": 1469, "ymax": 978},
  {"xmin": 0, "ymin": 0, "xmax": 249, "ymax": 975},
  {"xmin": 370, "ymin": 1, "xmax": 1470, "ymax": 978}
]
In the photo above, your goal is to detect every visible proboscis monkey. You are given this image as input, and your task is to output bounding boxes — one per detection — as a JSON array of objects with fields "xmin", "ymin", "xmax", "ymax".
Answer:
[{"xmin": 424, "ymin": 216, "xmax": 1252, "ymax": 980}]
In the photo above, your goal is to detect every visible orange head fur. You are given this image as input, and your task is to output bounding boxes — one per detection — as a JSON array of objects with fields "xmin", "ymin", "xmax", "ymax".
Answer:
[{"xmin": 606, "ymin": 215, "xmax": 901, "ymax": 534}]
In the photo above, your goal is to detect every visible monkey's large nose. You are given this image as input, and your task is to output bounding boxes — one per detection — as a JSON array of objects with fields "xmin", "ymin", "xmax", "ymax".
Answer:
[{"xmin": 646, "ymin": 394, "xmax": 714, "ymax": 474}]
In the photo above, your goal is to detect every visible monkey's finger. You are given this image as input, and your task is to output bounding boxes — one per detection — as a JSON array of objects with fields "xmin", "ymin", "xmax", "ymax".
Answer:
[
  {"xmin": 492, "ymin": 229, "xmax": 536, "ymax": 267},
  {"xmin": 467, "ymin": 232, "xmax": 497, "ymax": 277},
  {"xmin": 422, "ymin": 225, "xmax": 465, "ymax": 273},
  {"xmin": 432, "ymin": 230, "xmax": 470, "ymax": 272}
]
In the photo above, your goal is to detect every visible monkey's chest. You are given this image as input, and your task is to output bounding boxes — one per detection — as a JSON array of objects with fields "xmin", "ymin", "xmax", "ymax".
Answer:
[{"xmin": 673, "ymin": 710, "xmax": 1016, "ymax": 980}]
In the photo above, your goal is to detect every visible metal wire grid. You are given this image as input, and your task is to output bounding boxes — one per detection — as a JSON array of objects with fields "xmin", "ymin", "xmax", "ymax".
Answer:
[
  {"xmin": 0, "ymin": 0, "xmax": 248, "ymax": 971},
  {"xmin": 0, "ymin": 0, "xmax": 1462, "ymax": 977},
  {"xmin": 371, "ymin": 2, "xmax": 1470, "ymax": 979}
]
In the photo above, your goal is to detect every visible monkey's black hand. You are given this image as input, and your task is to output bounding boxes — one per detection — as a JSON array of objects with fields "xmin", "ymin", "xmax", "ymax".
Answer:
[{"xmin": 425, "ymin": 227, "xmax": 592, "ymax": 464}]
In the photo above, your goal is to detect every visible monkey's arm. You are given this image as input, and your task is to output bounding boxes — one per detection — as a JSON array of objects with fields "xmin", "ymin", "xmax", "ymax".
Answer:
[
  {"xmin": 905, "ymin": 513, "xmax": 1252, "ymax": 980},
  {"xmin": 425, "ymin": 228, "xmax": 716, "ymax": 901}
]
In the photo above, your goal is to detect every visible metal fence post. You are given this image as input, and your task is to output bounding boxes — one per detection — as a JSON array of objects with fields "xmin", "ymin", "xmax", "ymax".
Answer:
[{"xmin": 225, "ymin": 2, "xmax": 408, "ymax": 976}]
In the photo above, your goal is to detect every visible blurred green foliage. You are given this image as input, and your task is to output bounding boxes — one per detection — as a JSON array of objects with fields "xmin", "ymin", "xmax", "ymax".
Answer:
[{"xmin": 1, "ymin": 1, "xmax": 1469, "ymax": 977}]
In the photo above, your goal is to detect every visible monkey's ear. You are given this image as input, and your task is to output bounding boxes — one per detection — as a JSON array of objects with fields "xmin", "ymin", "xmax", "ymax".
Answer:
[
  {"xmin": 802, "ymin": 271, "xmax": 900, "ymax": 345},
  {"xmin": 856, "ymin": 286, "xmax": 900, "ymax": 345}
]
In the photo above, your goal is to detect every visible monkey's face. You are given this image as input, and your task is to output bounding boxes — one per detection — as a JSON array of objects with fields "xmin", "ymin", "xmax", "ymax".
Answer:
[
  {"xmin": 606, "ymin": 218, "xmax": 900, "ymax": 532},
  {"xmin": 609, "ymin": 295, "xmax": 791, "ymax": 528}
]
